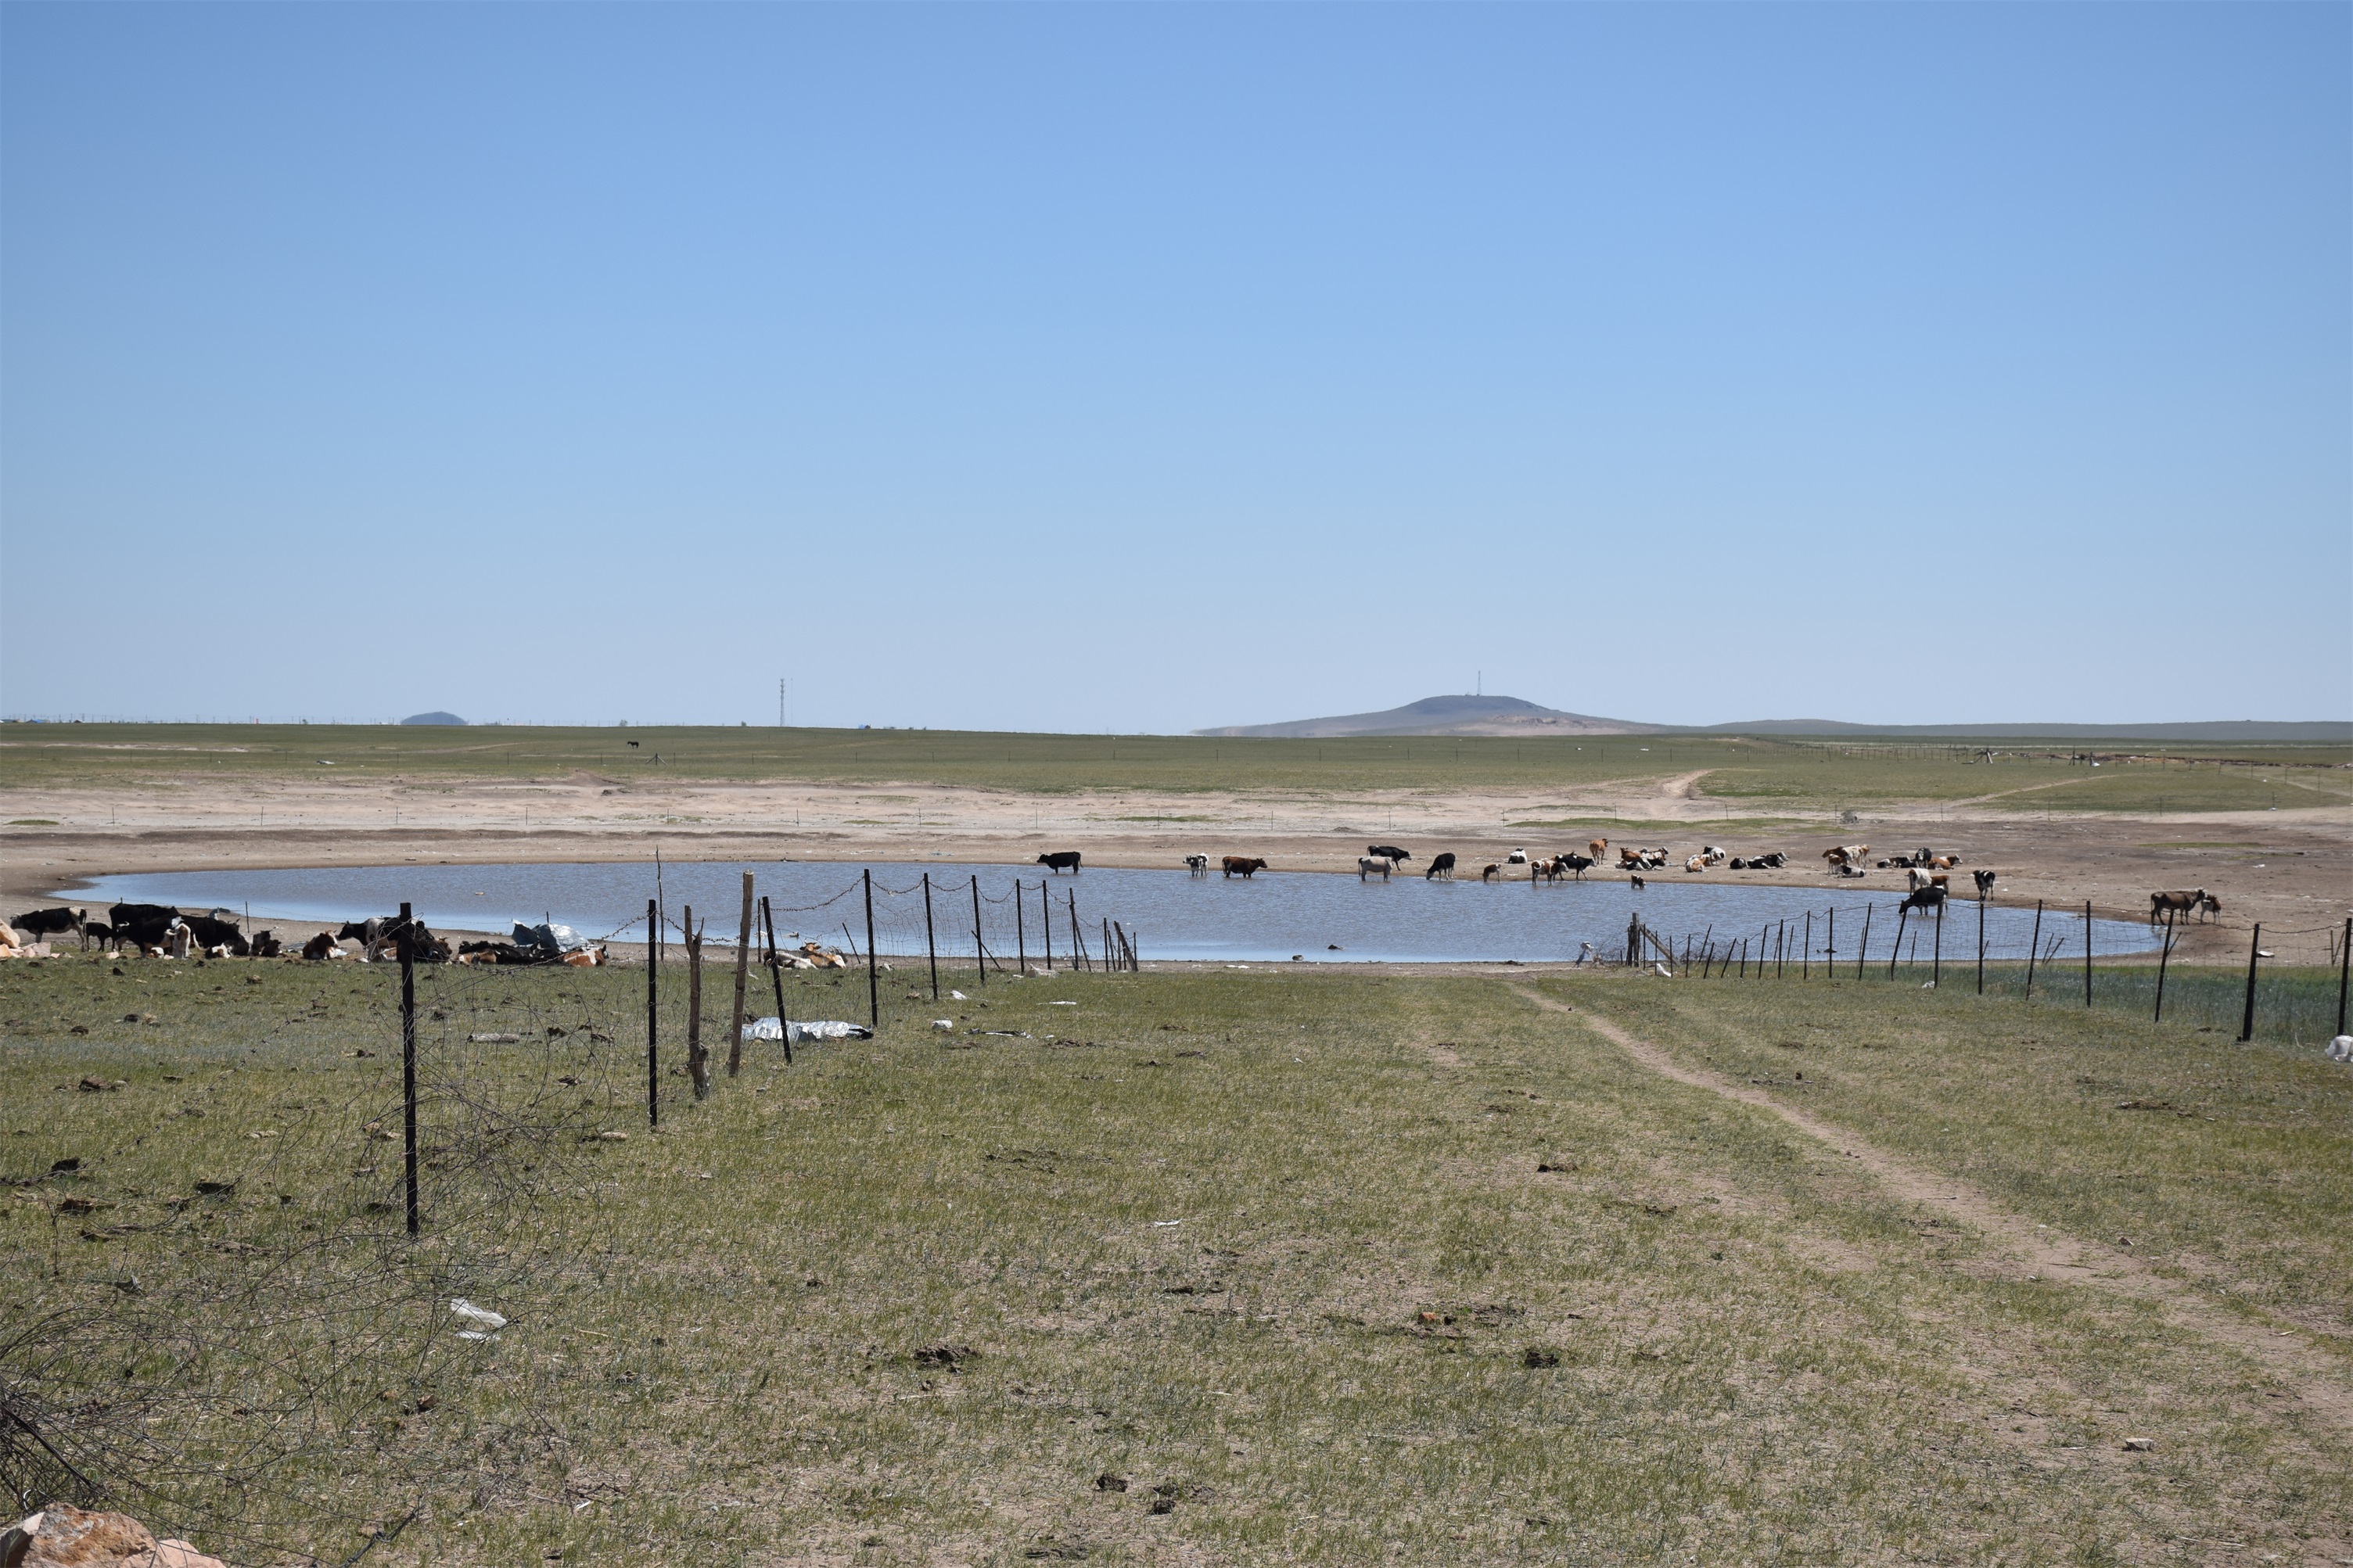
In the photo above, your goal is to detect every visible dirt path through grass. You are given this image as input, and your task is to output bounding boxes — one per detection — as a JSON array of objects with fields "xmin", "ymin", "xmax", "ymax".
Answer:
[{"xmin": 1514, "ymin": 985, "xmax": 2353, "ymax": 1437}]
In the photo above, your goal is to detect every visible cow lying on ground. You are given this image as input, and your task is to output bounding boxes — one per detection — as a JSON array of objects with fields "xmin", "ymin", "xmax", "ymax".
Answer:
[
  {"xmin": 183, "ymin": 916, "xmax": 248, "ymax": 956},
  {"xmin": 250, "ymin": 930, "xmax": 282, "ymax": 958},
  {"xmin": 1727, "ymin": 852, "xmax": 1790, "ymax": 871},
  {"xmin": 1367, "ymin": 845, "xmax": 1413, "ymax": 869},
  {"xmin": 1506, "ymin": 849, "xmax": 1528, "ymax": 865},
  {"xmin": 1184, "ymin": 855, "xmax": 1209, "ymax": 873},
  {"xmin": 1036, "ymin": 852, "xmax": 1082, "ymax": 874},
  {"xmin": 1358, "ymin": 856, "xmax": 1391, "ymax": 881},
  {"xmin": 1685, "ymin": 855, "xmax": 1706, "ymax": 874},
  {"xmin": 301, "ymin": 932, "xmax": 343, "ymax": 960},
  {"xmin": 1223, "ymin": 856, "xmax": 1268, "ymax": 879},
  {"xmin": 1424, "ymin": 852, "xmax": 1457, "ymax": 880}
]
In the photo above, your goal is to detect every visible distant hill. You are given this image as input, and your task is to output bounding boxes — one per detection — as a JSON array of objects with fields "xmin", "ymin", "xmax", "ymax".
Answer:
[
  {"xmin": 1682, "ymin": 719, "xmax": 2352, "ymax": 742},
  {"xmin": 1196, "ymin": 694, "xmax": 1659, "ymax": 739},
  {"xmin": 399, "ymin": 712, "xmax": 467, "ymax": 726},
  {"xmin": 1196, "ymin": 698, "xmax": 2348, "ymax": 744}
]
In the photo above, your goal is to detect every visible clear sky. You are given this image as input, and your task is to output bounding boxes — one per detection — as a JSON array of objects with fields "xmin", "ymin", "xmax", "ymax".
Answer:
[{"xmin": 3, "ymin": 3, "xmax": 2346, "ymax": 731}]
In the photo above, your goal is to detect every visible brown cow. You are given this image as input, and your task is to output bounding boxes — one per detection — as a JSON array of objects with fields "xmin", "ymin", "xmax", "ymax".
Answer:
[
  {"xmin": 1222, "ymin": 856, "xmax": 1268, "ymax": 879},
  {"xmin": 1588, "ymin": 838, "xmax": 1608, "ymax": 863},
  {"xmin": 2149, "ymin": 888, "xmax": 2211, "ymax": 926}
]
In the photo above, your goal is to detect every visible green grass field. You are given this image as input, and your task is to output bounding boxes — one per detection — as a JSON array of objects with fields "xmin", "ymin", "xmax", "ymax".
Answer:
[
  {"xmin": 4, "ymin": 723, "xmax": 2347, "ymax": 816},
  {"xmin": 3, "ymin": 955, "xmax": 2348, "ymax": 1565}
]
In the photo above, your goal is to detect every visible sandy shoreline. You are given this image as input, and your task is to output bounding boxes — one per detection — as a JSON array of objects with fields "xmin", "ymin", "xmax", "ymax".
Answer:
[{"xmin": 5, "ymin": 772, "xmax": 2346, "ymax": 967}]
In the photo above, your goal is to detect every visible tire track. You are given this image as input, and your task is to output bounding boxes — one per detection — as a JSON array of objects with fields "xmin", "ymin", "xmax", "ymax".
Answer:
[{"xmin": 1513, "ymin": 985, "xmax": 2353, "ymax": 1436}]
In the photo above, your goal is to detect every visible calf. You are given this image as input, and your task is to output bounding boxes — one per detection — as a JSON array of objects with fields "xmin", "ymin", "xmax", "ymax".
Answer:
[
  {"xmin": 1588, "ymin": 838, "xmax": 1608, "ymax": 862},
  {"xmin": 302, "ymin": 931, "xmax": 342, "ymax": 960},
  {"xmin": 1424, "ymin": 852, "xmax": 1457, "ymax": 881},
  {"xmin": 1222, "ymin": 856, "xmax": 1268, "ymax": 879},
  {"xmin": 1481, "ymin": 863, "xmax": 1501, "ymax": 883},
  {"xmin": 1036, "ymin": 852, "xmax": 1083, "ymax": 874},
  {"xmin": 1357, "ymin": 856, "xmax": 1391, "ymax": 881},
  {"xmin": 1629, "ymin": 874, "xmax": 1646, "ymax": 889},
  {"xmin": 1184, "ymin": 855, "xmax": 1209, "ymax": 873},
  {"xmin": 250, "ymin": 930, "xmax": 282, "ymax": 958},
  {"xmin": 2149, "ymin": 889, "xmax": 2208, "ymax": 926},
  {"xmin": 1972, "ymin": 869, "xmax": 1997, "ymax": 899},
  {"xmin": 1367, "ymin": 845, "xmax": 1413, "ymax": 869},
  {"xmin": 81, "ymin": 921, "xmax": 114, "ymax": 952}
]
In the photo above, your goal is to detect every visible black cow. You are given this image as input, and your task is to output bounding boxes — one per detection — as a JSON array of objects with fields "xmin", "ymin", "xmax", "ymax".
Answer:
[
  {"xmin": 1898, "ymin": 885, "xmax": 1948, "ymax": 913},
  {"xmin": 1560, "ymin": 852, "xmax": 1596, "ymax": 881},
  {"xmin": 183, "ymin": 916, "xmax": 248, "ymax": 956},
  {"xmin": 1424, "ymin": 852, "xmax": 1457, "ymax": 881},
  {"xmin": 1367, "ymin": 845, "xmax": 1413, "ymax": 869},
  {"xmin": 81, "ymin": 922, "xmax": 114, "ymax": 951},
  {"xmin": 250, "ymin": 930, "xmax": 282, "ymax": 958},
  {"xmin": 337, "ymin": 917, "xmax": 400, "ymax": 944},
  {"xmin": 1036, "ymin": 852, "xmax": 1082, "ymax": 874},
  {"xmin": 110, "ymin": 902, "xmax": 178, "ymax": 932},
  {"xmin": 12, "ymin": 906, "xmax": 85, "ymax": 940},
  {"xmin": 1972, "ymin": 869, "xmax": 1997, "ymax": 899}
]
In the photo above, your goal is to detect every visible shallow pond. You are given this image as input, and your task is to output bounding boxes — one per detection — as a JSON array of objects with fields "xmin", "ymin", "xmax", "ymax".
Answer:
[{"xmin": 74, "ymin": 859, "xmax": 2164, "ymax": 967}]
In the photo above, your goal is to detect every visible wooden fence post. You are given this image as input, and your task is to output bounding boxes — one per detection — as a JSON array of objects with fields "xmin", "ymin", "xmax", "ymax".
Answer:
[
  {"xmin": 2154, "ymin": 910, "xmax": 2177, "ymax": 1022},
  {"xmin": 684, "ymin": 906, "xmax": 709, "ymax": 1100},
  {"xmin": 972, "ymin": 877, "xmax": 986, "ymax": 985},
  {"xmin": 1802, "ymin": 912, "xmax": 1811, "ymax": 980},
  {"xmin": 864, "ymin": 870, "xmax": 879, "ymax": 1032},
  {"xmin": 1888, "ymin": 907, "xmax": 1908, "ymax": 981},
  {"xmin": 2337, "ymin": 915, "xmax": 2350, "ymax": 1038},
  {"xmin": 1931, "ymin": 900, "xmax": 1943, "ymax": 987},
  {"xmin": 398, "ymin": 901, "xmax": 419, "ymax": 1238},
  {"xmin": 1040, "ymin": 880, "xmax": 1053, "ymax": 973},
  {"xmin": 1015, "ymin": 881, "xmax": 1027, "ymax": 975},
  {"xmin": 1976, "ymin": 894, "xmax": 1985, "ymax": 996},
  {"xmin": 728, "ymin": 872, "xmax": 753, "ymax": 1078},
  {"xmin": 1856, "ymin": 904, "xmax": 1870, "ymax": 979},
  {"xmin": 645, "ymin": 897, "xmax": 659, "ymax": 1128}
]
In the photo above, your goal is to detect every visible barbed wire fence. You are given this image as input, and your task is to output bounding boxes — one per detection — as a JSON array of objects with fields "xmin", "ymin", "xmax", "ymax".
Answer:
[{"xmin": 1622, "ymin": 897, "xmax": 2351, "ymax": 1047}]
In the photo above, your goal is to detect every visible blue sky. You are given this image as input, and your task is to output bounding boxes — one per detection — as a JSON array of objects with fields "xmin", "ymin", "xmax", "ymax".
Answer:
[{"xmin": 3, "ymin": 3, "xmax": 2346, "ymax": 730}]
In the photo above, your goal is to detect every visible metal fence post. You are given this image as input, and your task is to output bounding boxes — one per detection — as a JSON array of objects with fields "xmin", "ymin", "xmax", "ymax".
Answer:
[
  {"xmin": 922, "ymin": 873, "xmax": 939, "ymax": 1001},
  {"xmin": 864, "ymin": 870, "xmax": 879, "ymax": 1031},
  {"xmin": 2237, "ymin": 924, "xmax": 2262, "ymax": 1042}
]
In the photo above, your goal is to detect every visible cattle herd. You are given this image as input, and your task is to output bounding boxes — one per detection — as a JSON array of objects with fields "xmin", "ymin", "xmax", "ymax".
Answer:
[{"xmin": 1026, "ymin": 838, "xmax": 2240, "ymax": 929}]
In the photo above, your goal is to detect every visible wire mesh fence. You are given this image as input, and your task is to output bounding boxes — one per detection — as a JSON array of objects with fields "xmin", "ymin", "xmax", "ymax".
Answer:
[{"xmin": 1623, "ymin": 899, "xmax": 2351, "ymax": 1049}]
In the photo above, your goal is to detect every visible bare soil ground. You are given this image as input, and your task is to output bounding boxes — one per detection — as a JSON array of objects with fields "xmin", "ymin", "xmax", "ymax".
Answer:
[{"xmin": 5, "ymin": 769, "xmax": 2344, "ymax": 963}]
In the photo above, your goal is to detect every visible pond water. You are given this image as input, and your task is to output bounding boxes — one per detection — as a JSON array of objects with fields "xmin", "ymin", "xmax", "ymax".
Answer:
[{"xmin": 74, "ymin": 859, "xmax": 2164, "ymax": 967}]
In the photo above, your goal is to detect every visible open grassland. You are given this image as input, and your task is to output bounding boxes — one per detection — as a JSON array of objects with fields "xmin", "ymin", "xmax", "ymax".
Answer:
[
  {"xmin": 4, "ymin": 723, "xmax": 2348, "ymax": 816},
  {"xmin": 3, "ymin": 956, "xmax": 2349, "ymax": 1565}
]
